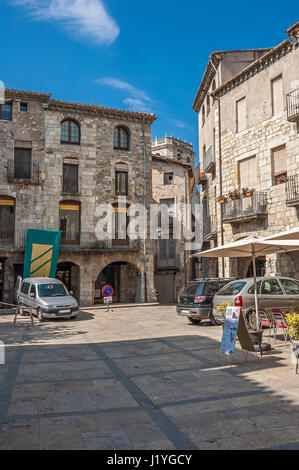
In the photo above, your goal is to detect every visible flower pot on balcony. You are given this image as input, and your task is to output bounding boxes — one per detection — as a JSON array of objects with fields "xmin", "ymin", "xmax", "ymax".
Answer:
[
  {"xmin": 219, "ymin": 198, "xmax": 227, "ymax": 204},
  {"xmin": 245, "ymin": 191, "xmax": 254, "ymax": 197},
  {"xmin": 231, "ymin": 195, "xmax": 240, "ymax": 201}
]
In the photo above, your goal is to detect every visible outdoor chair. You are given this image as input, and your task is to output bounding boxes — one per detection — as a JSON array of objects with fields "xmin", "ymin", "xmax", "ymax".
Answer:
[
  {"xmin": 270, "ymin": 309, "xmax": 289, "ymax": 343},
  {"xmin": 258, "ymin": 309, "xmax": 272, "ymax": 339}
]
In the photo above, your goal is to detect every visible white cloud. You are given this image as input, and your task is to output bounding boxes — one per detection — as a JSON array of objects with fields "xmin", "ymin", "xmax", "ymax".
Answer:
[
  {"xmin": 95, "ymin": 77, "xmax": 157, "ymax": 113},
  {"xmin": 11, "ymin": 0, "xmax": 119, "ymax": 45},
  {"xmin": 171, "ymin": 119, "xmax": 188, "ymax": 129}
]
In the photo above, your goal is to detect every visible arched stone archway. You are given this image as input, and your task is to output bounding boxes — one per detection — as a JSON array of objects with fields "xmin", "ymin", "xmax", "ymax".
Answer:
[
  {"xmin": 56, "ymin": 262, "xmax": 80, "ymax": 303},
  {"xmin": 94, "ymin": 261, "xmax": 142, "ymax": 304}
]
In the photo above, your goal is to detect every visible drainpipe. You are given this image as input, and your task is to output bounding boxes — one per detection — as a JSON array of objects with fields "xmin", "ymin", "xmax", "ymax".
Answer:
[
  {"xmin": 210, "ymin": 59, "xmax": 225, "ymax": 277},
  {"xmin": 142, "ymin": 116, "xmax": 147, "ymax": 302}
]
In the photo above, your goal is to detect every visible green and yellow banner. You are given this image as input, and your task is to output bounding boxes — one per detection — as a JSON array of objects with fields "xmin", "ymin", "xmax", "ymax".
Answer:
[{"xmin": 23, "ymin": 229, "xmax": 61, "ymax": 279}]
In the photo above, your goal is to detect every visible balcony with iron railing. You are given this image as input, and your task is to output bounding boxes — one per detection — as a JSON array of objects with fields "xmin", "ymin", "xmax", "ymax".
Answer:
[
  {"xmin": 285, "ymin": 175, "xmax": 299, "ymax": 206},
  {"xmin": 7, "ymin": 160, "xmax": 40, "ymax": 184},
  {"xmin": 0, "ymin": 230, "xmax": 27, "ymax": 249},
  {"xmin": 60, "ymin": 233, "xmax": 141, "ymax": 252},
  {"xmin": 0, "ymin": 229, "xmax": 141, "ymax": 252},
  {"xmin": 222, "ymin": 192, "xmax": 268, "ymax": 224},
  {"xmin": 203, "ymin": 146, "xmax": 215, "ymax": 173},
  {"xmin": 203, "ymin": 215, "xmax": 217, "ymax": 240},
  {"xmin": 286, "ymin": 88, "xmax": 299, "ymax": 122}
]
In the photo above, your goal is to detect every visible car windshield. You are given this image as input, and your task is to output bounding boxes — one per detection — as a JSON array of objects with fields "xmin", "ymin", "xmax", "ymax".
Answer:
[
  {"xmin": 38, "ymin": 283, "xmax": 68, "ymax": 298},
  {"xmin": 217, "ymin": 281, "xmax": 247, "ymax": 296},
  {"xmin": 182, "ymin": 283, "xmax": 205, "ymax": 297}
]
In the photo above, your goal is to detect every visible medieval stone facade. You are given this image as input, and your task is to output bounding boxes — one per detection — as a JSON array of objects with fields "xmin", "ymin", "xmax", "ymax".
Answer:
[
  {"xmin": 193, "ymin": 22, "xmax": 299, "ymax": 279},
  {"xmin": 151, "ymin": 135, "xmax": 195, "ymax": 302},
  {"xmin": 0, "ymin": 89, "xmax": 157, "ymax": 306}
]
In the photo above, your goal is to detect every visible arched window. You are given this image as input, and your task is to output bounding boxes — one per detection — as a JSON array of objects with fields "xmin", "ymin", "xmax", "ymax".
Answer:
[
  {"xmin": 114, "ymin": 126, "xmax": 129, "ymax": 150},
  {"xmin": 61, "ymin": 119, "xmax": 80, "ymax": 145}
]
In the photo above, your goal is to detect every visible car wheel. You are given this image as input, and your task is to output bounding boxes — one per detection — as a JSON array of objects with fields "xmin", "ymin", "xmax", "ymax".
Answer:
[
  {"xmin": 188, "ymin": 317, "xmax": 201, "ymax": 324},
  {"xmin": 37, "ymin": 308, "xmax": 45, "ymax": 323},
  {"xmin": 246, "ymin": 309, "xmax": 258, "ymax": 330},
  {"xmin": 209, "ymin": 311, "xmax": 221, "ymax": 326},
  {"xmin": 70, "ymin": 315, "xmax": 77, "ymax": 320}
]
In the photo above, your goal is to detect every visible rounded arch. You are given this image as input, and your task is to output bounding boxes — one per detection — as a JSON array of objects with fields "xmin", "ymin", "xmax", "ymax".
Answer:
[
  {"xmin": 61, "ymin": 118, "xmax": 80, "ymax": 145},
  {"xmin": 114, "ymin": 125, "xmax": 130, "ymax": 150},
  {"xmin": 94, "ymin": 260, "xmax": 142, "ymax": 304}
]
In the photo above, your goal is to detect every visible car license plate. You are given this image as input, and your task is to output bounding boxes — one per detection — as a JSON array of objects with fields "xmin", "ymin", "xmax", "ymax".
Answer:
[
  {"xmin": 181, "ymin": 310, "xmax": 190, "ymax": 314},
  {"xmin": 59, "ymin": 309, "xmax": 70, "ymax": 313}
]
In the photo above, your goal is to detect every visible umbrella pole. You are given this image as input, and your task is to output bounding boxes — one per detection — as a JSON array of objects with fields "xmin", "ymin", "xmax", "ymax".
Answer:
[{"xmin": 251, "ymin": 243, "xmax": 259, "ymax": 330}]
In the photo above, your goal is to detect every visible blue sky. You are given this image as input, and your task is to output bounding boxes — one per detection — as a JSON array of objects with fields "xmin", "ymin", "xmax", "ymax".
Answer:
[{"xmin": 1, "ymin": 0, "xmax": 298, "ymax": 161}]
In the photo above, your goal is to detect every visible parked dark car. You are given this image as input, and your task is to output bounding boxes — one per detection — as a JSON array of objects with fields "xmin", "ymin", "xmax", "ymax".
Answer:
[{"xmin": 176, "ymin": 278, "xmax": 235, "ymax": 325}]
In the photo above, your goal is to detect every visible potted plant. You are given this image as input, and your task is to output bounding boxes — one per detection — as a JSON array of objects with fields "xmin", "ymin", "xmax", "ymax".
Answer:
[
  {"xmin": 286, "ymin": 308, "xmax": 299, "ymax": 373},
  {"xmin": 229, "ymin": 189, "xmax": 241, "ymax": 200},
  {"xmin": 217, "ymin": 194, "xmax": 228, "ymax": 204},
  {"xmin": 276, "ymin": 175, "xmax": 288, "ymax": 185},
  {"xmin": 241, "ymin": 187, "xmax": 255, "ymax": 197}
]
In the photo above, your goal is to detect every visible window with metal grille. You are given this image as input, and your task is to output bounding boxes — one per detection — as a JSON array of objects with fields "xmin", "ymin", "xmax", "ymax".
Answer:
[
  {"xmin": 114, "ymin": 126, "xmax": 129, "ymax": 150},
  {"xmin": 0, "ymin": 103, "xmax": 12, "ymax": 120},
  {"xmin": 61, "ymin": 119, "xmax": 80, "ymax": 144},
  {"xmin": 115, "ymin": 169, "xmax": 128, "ymax": 195},
  {"xmin": 20, "ymin": 103, "xmax": 27, "ymax": 112},
  {"xmin": 62, "ymin": 164, "xmax": 79, "ymax": 194},
  {"xmin": 14, "ymin": 148, "xmax": 32, "ymax": 179}
]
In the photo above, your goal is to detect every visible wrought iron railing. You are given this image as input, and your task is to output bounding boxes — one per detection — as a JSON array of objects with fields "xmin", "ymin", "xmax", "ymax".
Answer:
[
  {"xmin": 203, "ymin": 215, "xmax": 217, "ymax": 239},
  {"xmin": 223, "ymin": 192, "xmax": 268, "ymax": 222},
  {"xmin": 285, "ymin": 175, "xmax": 299, "ymax": 205},
  {"xmin": 61, "ymin": 234, "xmax": 141, "ymax": 251},
  {"xmin": 7, "ymin": 160, "xmax": 40, "ymax": 183},
  {"xmin": 203, "ymin": 146, "xmax": 215, "ymax": 173},
  {"xmin": 0, "ymin": 230, "xmax": 27, "ymax": 248},
  {"xmin": 286, "ymin": 88, "xmax": 299, "ymax": 122}
]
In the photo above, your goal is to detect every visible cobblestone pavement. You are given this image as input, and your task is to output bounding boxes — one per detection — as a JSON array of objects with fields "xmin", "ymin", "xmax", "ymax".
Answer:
[{"xmin": 0, "ymin": 305, "xmax": 298, "ymax": 450}]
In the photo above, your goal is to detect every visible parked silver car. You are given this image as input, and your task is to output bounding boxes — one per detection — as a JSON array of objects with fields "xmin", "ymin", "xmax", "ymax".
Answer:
[
  {"xmin": 17, "ymin": 277, "xmax": 79, "ymax": 322},
  {"xmin": 212, "ymin": 276, "xmax": 299, "ymax": 327}
]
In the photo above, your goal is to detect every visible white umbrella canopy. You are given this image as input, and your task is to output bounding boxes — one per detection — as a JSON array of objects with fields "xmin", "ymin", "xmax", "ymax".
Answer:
[
  {"xmin": 194, "ymin": 236, "xmax": 299, "ymax": 328},
  {"xmin": 265, "ymin": 226, "xmax": 299, "ymax": 241}
]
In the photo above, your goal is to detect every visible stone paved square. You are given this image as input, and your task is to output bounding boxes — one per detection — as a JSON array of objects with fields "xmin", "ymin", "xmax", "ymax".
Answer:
[{"xmin": 0, "ymin": 305, "xmax": 299, "ymax": 450}]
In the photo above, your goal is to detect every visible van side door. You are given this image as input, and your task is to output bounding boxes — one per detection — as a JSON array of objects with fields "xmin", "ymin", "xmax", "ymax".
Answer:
[{"xmin": 18, "ymin": 281, "xmax": 30, "ymax": 306}]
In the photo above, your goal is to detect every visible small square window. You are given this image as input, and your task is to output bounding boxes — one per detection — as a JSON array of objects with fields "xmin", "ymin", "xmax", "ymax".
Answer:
[
  {"xmin": 20, "ymin": 103, "xmax": 27, "ymax": 112},
  {"xmin": 164, "ymin": 173, "xmax": 173, "ymax": 185}
]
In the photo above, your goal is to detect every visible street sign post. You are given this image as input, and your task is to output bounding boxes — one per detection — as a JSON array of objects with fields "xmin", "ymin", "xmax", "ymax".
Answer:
[{"xmin": 102, "ymin": 285, "xmax": 114, "ymax": 311}]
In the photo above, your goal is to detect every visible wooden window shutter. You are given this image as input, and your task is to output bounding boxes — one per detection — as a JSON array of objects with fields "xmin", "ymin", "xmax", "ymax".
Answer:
[
  {"xmin": 239, "ymin": 156, "xmax": 257, "ymax": 188},
  {"xmin": 272, "ymin": 146, "xmax": 286, "ymax": 175}
]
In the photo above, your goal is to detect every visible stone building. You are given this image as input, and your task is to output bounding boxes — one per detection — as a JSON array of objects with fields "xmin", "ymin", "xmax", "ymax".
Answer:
[
  {"xmin": 151, "ymin": 135, "xmax": 195, "ymax": 302},
  {"xmin": 0, "ymin": 89, "xmax": 157, "ymax": 306},
  {"xmin": 193, "ymin": 22, "xmax": 299, "ymax": 279}
]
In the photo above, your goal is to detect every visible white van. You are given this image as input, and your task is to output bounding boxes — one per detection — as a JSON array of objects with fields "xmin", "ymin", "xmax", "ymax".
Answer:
[{"xmin": 16, "ymin": 277, "xmax": 79, "ymax": 322}]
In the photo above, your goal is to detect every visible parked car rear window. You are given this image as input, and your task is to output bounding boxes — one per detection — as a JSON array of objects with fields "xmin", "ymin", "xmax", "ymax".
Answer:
[
  {"xmin": 280, "ymin": 279, "xmax": 299, "ymax": 295},
  {"xmin": 38, "ymin": 283, "xmax": 68, "ymax": 298},
  {"xmin": 182, "ymin": 283, "xmax": 205, "ymax": 296},
  {"xmin": 217, "ymin": 281, "xmax": 246, "ymax": 296},
  {"xmin": 204, "ymin": 281, "xmax": 222, "ymax": 295},
  {"xmin": 248, "ymin": 281, "xmax": 262, "ymax": 294}
]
